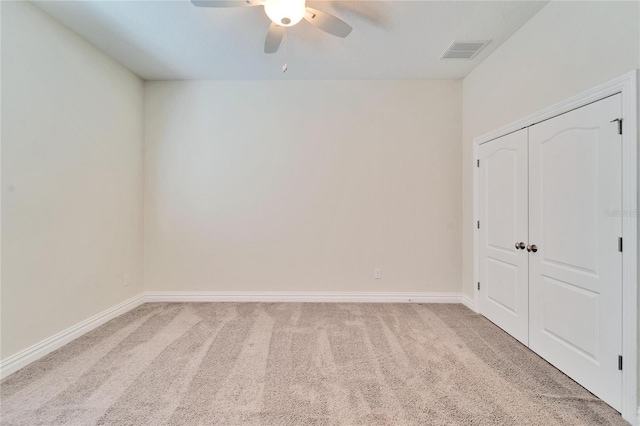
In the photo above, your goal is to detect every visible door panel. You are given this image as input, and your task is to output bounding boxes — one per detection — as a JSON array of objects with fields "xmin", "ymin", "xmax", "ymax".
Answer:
[
  {"xmin": 486, "ymin": 258, "xmax": 519, "ymax": 314},
  {"xmin": 541, "ymin": 276, "xmax": 599, "ymax": 360},
  {"xmin": 540, "ymin": 129, "xmax": 600, "ymax": 274},
  {"xmin": 478, "ymin": 129, "xmax": 529, "ymax": 345},
  {"xmin": 528, "ymin": 94, "xmax": 622, "ymax": 410}
]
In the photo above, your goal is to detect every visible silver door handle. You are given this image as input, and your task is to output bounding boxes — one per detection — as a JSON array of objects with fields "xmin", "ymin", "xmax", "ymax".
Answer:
[
  {"xmin": 515, "ymin": 242, "xmax": 526, "ymax": 250},
  {"xmin": 527, "ymin": 244, "xmax": 538, "ymax": 253}
]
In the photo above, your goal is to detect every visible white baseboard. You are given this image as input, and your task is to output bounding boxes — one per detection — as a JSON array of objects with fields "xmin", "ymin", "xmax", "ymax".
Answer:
[
  {"xmin": 143, "ymin": 291, "xmax": 463, "ymax": 304},
  {"xmin": 0, "ymin": 294, "xmax": 145, "ymax": 380},
  {"xmin": 0, "ymin": 291, "xmax": 463, "ymax": 379},
  {"xmin": 462, "ymin": 296, "xmax": 476, "ymax": 312}
]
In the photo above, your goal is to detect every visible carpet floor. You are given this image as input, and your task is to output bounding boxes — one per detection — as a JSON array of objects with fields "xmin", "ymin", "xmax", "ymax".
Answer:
[{"xmin": 0, "ymin": 303, "xmax": 627, "ymax": 425}]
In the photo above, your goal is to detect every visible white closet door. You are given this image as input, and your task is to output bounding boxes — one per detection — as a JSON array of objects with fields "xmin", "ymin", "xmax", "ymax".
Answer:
[
  {"xmin": 528, "ymin": 94, "xmax": 622, "ymax": 410},
  {"xmin": 478, "ymin": 129, "xmax": 529, "ymax": 345}
]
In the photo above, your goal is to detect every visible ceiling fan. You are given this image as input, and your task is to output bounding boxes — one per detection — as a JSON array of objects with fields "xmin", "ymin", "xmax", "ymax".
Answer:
[{"xmin": 191, "ymin": 0, "xmax": 353, "ymax": 54}]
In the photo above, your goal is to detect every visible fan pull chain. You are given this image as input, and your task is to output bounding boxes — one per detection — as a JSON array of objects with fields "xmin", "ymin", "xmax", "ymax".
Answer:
[{"xmin": 282, "ymin": 27, "xmax": 288, "ymax": 73}]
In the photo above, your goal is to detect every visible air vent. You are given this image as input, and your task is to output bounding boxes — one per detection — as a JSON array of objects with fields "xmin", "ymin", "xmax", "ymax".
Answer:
[{"xmin": 441, "ymin": 40, "xmax": 490, "ymax": 59}]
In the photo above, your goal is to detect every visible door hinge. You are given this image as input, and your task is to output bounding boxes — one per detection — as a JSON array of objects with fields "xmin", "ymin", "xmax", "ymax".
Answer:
[
  {"xmin": 611, "ymin": 118, "xmax": 623, "ymax": 135},
  {"xmin": 477, "ymin": 282, "xmax": 480, "ymax": 291},
  {"xmin": 618, "ymin": 355, "xmax": 623, "ymax": 370},
  {"xmin": 477, "ymin": 221, "xmax": 480, "ymax": 229},
  {"xmin": 619, "ymin": 237, "xmax": 623, "ymax": 252},
  {"xmin": 477, "ymin": 159, "xmax": 480, "ymax": 167}
]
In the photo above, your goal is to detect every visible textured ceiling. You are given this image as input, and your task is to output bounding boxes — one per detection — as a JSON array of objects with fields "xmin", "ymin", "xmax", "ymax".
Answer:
[{"xmin": 33, "ymin": 0, "xmax": 548, "ymax": 80}]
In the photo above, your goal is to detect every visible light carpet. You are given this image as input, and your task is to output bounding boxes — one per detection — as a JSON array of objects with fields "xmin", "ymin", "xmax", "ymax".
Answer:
[{"xmin": 0, "ymin": 303, "xmax": 627, "ymax": 425}]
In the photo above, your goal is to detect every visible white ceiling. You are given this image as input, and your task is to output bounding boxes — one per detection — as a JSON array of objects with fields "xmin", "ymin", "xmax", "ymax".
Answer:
[{"xmin": 33, "ymin": 0, "xmax": 548, "ymax": 80}]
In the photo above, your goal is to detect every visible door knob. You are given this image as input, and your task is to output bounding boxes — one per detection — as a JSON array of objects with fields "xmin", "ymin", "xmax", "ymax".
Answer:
[
  {"xmin": 527, "ymin": 244, "xmax": 538, "ymax": 253},
  {"xmin": 515, "ymin": 242, "xmax": 526, "ymax": 250}
]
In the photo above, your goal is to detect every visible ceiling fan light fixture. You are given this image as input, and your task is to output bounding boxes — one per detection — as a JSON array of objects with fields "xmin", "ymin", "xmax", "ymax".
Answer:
[{"xmin": 264, "ymin": 0, "xmax": 306, "ymax": 27}]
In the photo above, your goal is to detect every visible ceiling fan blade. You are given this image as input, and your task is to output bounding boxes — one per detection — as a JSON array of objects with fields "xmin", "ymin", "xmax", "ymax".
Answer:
[
  {"xmin": 264, "ymin": 23, "xmax": 284, "ymax": 54},
  {"xmin": 191, "ymin": 0, "xmax": 262, "ymax": 7},
  {"xmin": 304, "ymin": 7, "xmax": 352, "ymax": 38}
]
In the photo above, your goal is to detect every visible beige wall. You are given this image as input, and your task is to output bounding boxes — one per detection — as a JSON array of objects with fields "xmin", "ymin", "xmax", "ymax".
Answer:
[
  {"xmin": 1, "ymin": 2, "xmax": 145, "ymax": 359},
  {"xmin": 145, "ymin": 80, "xmax": 462, "ymax": 294},
  {"xmin": 462, "ymin": 0, "xmax": 640, "ymax": 299}
]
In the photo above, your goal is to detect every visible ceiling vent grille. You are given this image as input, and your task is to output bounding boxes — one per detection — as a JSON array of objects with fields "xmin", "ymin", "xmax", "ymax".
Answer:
[{"xmin": 441, "ymin": 40, "xmax": 490, "ymax": 59}]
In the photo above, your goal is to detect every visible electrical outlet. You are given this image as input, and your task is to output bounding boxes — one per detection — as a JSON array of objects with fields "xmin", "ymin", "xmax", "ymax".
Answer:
[
  {"xmin": 123, "ymin": 274, "xmax": 130, "ymax": 287},
  {"xmin": 374, "ymin": 269, "xmax": 381, "ymax": 279}
]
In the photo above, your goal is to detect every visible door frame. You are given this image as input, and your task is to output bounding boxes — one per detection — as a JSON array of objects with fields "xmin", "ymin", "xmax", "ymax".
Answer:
[{"xmin": 471, "ymin": 70, "xmax": 638, "ymax": 424}]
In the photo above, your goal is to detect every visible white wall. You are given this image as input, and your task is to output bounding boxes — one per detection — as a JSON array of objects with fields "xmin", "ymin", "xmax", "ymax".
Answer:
[
  {"xmin": 461, "ymin": 0, "xmax": 640, "ymax": 414},
  {"xmin": 1, "ymin": 2, "xmax": 145, "ymax": 359},
  {"xmin": 462, "ymin": 0, "xmax": 640, "ymax": 300},
  {"xmin": 145, "ymin": 80, "xmax": 461, "ymax": 294}
]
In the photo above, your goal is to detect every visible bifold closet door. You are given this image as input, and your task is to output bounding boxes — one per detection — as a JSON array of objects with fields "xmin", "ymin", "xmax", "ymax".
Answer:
[
  {"xmin": 528, "ymin": 94, "xmax": 623, "ymax": 411},
  {"xmin": 478, "ymin": 129, "xmax": 529, "ymax": 345}
]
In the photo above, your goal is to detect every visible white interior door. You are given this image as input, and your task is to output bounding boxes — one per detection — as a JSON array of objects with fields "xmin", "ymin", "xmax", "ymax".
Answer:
[
  {"xmin": 478, "ymin": 129, "xmax": 529, "ymax": 345},
  {"xmin": 528, "ymin": 94, "xmax": 623, "ymax": 410}
]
